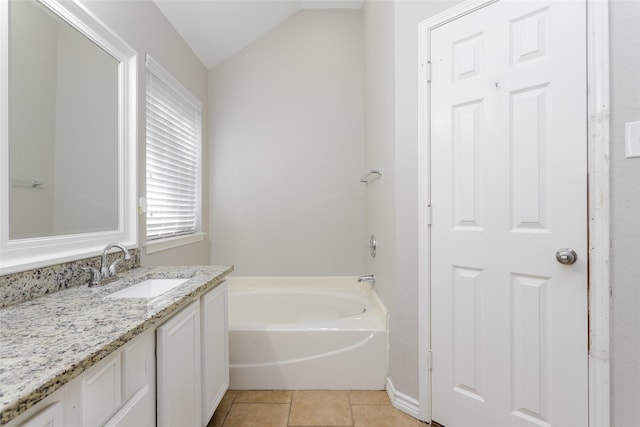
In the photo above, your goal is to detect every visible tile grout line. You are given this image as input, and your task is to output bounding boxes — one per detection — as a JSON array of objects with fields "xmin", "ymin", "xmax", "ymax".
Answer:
[
  {"xmin": 287, "ymin": 390, "xmax": 294, "ymax": 427},
  {"xmin": 348, "ymin": 390, "xmax": 355, "ymax": 427},
  {"xmin": 220, "ymin": 391, "xmax": 237, "ymax": 427}
]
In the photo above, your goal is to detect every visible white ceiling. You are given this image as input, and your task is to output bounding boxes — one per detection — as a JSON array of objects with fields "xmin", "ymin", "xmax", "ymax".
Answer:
[{"xmin": 154, "ymin": 0, "xmax": 364, "ymax": 70}]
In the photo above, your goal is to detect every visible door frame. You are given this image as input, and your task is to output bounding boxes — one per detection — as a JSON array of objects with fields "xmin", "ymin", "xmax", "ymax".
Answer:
[{"xmin": 417, "ymin": 0, "xmax": 611, "ymax": 425}]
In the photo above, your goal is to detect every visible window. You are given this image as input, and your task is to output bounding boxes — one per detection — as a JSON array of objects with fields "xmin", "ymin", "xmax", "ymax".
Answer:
[{"xmin": 145, "ymin": 55, "xmax": 202, "ymax": 247}]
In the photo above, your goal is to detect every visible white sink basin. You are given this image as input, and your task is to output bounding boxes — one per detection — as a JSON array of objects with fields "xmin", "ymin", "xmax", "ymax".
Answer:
[{"xmin": 106, "ymin": 278, "xmax": 189, "ymax": 299}]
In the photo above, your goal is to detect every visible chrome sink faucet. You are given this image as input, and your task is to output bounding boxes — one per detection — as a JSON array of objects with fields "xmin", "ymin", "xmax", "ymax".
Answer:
[
  {"xmin": 357, "ymin": 274, "xmax": 375, "ymax": 285},
  {"xmin": 83, "ymin": 243, "xmax": 131, "ymax": 286},
  {"xmin": 100, "ymin": 243, "xmax": 131, "ymax": 278}
]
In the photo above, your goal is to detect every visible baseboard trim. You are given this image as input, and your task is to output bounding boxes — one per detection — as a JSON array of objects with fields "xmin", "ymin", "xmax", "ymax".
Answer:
[{"xmin": 386, "ymin": 377, "xmax": 423, "ymax": 420}]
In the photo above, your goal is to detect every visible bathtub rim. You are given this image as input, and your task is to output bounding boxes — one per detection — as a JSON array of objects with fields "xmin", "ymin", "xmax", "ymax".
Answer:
[
  {"xmin": 226, "ymin": 275, "xmax": 374, "ymax": 290},
  {"xmin": 227, "ymin": 276, "xmax": 389, "ymax": 332}
]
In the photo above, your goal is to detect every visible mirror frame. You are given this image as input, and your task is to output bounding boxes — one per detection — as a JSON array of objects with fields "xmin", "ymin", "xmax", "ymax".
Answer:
[{"xmin": 0, "ymin": 0, "xmax": 137, "ymax": 275}]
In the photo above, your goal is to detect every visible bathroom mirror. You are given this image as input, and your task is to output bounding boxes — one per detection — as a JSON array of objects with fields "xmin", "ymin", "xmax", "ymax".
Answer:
[{"xmin": 0, "ymin": 0, "xmax": 137, "ymax": 274}]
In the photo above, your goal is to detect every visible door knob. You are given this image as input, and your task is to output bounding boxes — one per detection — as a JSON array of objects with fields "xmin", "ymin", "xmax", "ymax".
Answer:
[{"xmin": 556, "ymin": 248, "xmax": 577, "ymax": 265}]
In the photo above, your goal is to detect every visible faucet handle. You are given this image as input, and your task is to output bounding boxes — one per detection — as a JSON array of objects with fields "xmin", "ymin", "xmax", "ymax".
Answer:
[
  {"xmin": 108, "ymin": 259, "xmax": 123, "ymax": 276},
  {"xmin": 82, "ymin": 267, "xmax": 102, "ymax": 287}
]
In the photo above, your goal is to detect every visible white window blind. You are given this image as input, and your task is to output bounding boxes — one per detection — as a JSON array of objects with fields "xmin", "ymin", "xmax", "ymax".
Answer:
[{"xmin": 145, "ymin": 55, "xmax": 202, "ymax": 241}]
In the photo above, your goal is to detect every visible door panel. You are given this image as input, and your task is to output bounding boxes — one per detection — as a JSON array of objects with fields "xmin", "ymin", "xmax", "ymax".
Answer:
[
  {"xmin": 157, "ymin": 301, "xmax": 202, "ymax": 427},
  {"xmin": 430, "ymin": 1, "xmax": 588, "ymax": 426}
]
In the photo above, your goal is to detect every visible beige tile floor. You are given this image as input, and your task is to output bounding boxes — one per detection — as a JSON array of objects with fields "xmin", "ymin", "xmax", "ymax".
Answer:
[{"xmin": 207, "ymin": 390, "xmax": 430, "ymax": 427}]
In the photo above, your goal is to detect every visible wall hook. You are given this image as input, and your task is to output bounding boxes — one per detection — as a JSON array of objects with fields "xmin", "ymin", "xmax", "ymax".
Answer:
[{"xmin": 360, "ymin": 169, "xmax": 382, "ymax": 184}]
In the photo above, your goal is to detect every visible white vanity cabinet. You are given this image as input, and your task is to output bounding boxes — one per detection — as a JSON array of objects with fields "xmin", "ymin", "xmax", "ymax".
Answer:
[
  {"xmin": 9, "ymin": 281, "xmax": 227, "ymax": 427},
  {"xmin": 201, "ymin": 282, "xmax": 229, "ymax": 424},
  {"xmin": 157, "ymin": 282, "xmax": 229, "ymax": 427},
  {"xmin": 65, "ymin": 328, "xmax": 155, "ymax": 427}
]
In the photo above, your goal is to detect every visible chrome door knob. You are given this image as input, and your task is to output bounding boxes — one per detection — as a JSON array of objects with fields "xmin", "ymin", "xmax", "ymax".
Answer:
[{"xmin": 556, "ymin": 248, "xmax": 578, "ymax": 265}]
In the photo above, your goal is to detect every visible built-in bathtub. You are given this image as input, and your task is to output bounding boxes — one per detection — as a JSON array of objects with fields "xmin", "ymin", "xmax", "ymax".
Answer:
[{"xmin": 227, "ymin": 276, "xmax": 388, "ymax": 390}]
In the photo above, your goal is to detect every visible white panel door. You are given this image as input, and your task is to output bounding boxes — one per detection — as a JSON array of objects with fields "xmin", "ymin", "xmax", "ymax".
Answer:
[{"xmin": 429, "ymin": 1, "xmax": 588, "ymax": 426}]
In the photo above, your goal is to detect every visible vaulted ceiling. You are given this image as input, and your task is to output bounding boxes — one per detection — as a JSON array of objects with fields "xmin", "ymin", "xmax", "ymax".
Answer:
[{"xmin": 154, "ymin": 0, "xmax": 364, "ymax": 70}]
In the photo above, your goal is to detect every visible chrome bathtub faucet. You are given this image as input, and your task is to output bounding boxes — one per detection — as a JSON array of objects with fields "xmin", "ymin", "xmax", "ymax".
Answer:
[
  {"xmin": 357, "ymin": 274, "xmax": 375, "ymax": 285},
  {"xmin": 83, "ymin": 243, "xmax": 131, "ymax": 286}
]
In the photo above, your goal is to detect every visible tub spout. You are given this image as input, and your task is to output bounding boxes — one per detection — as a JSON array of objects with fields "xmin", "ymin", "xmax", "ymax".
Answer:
[{"xmin": 357, "ymin": 274, "xmax": 375, "ymax": 285}]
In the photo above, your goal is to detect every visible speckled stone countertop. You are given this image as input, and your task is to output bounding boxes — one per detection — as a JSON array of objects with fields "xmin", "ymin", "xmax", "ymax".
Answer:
[{"xmin": 0, "ymin": 264, "xmax": 233, "ymax": 425}]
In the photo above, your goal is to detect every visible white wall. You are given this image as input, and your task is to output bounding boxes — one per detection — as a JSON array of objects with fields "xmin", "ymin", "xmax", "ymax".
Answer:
[
  {"xmin": 209, "ymin": 10, "xmax": 366, "ymax": 276},
  {"xmin": 390, "ymin": 0, "xmax": 462, "ymax": 404},
  {"xmin": 82, "ymin": 0, "xmax": 211, "ymax": 266},
  {"xmin": 363, "ymin": 0, "xmax": 395, "ymax": 315},
  {"xmin": 609, "ymin": 1, "xmax": 640, "ymax": 425}
]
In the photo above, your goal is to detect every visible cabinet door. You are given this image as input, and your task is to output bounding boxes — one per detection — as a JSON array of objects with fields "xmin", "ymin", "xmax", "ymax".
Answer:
[
  {"xmin": 103, "ymin": 385, "xmax": 152, "ymax": 427},
  {"xmin": 121, "ymin": 329, "xmax": 155, "ymax": 426},
  {"xmin": 122, "ymin": 329, "xmax": 154, "ymax": 399},
  {"xmin": 157, "ymin": 301, "xmax": 202, "ymax": 427},
  {"xmin": 201, "ymin": 282, "xmax": 229, "ymax": 425},
  {"xmin": 81, "ymin": 352, "xmax": 121, "ymax": 426}
]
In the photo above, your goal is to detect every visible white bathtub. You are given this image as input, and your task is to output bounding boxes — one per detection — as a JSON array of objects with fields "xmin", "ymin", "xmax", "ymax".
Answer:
[{"xmin": 227, "ymin": 277, "xmax": 389, "ymax": 390}]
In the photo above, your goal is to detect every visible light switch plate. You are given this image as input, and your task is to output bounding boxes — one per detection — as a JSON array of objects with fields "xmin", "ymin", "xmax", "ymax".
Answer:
[{"xmin": 625, "ymin": 121, "xmax": 640, "ymax": 158}]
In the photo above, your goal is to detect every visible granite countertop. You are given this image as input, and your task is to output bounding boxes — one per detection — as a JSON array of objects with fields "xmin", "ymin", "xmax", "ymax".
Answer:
[{"xmin": 0, "ymin": 264, "xmax": 233, "ymax": 425}]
